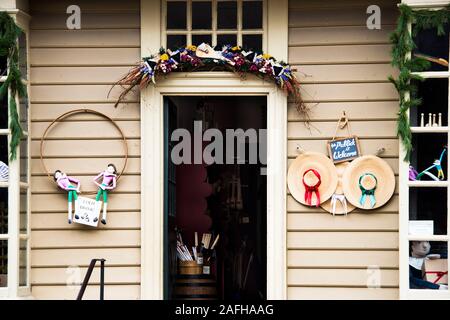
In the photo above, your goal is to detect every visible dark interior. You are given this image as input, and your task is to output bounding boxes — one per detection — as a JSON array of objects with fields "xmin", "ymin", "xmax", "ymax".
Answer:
[
  {"xmin": 164, "ymin": 96, "xmax": 267, "ymax": 300},
  {"xmin": 413, "ymin": 25, "xmax": 449, "ymax": 72},
  {"xmin": 410, "ymin": 78, "xmax": 448, "ymax": 127}
]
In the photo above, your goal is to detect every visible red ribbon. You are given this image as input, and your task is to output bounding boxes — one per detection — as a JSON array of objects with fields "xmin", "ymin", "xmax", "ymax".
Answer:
[
  {"xmin": 303, "ymin": 169, "xmax": 321, "ymax": 207},
  {"xmin": 425, "ymin": 271, "xmax": 448, "ymax": 284}
]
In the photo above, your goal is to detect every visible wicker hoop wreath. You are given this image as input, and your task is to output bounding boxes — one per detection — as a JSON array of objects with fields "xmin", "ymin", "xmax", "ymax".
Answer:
[{"xmin": 39, "ymin": 109, "xmax": 128, "ymax": 195}]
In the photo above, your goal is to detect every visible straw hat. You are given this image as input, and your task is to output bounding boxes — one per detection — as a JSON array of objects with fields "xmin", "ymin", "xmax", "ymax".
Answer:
[
  {"xmin": 195, "ymin": 43, "xmax": 226, "ymax": 60},
  {"xmin": 288, "ymin": 152, "xmax": 338, "ymax": 207},
  {"xmin": 320, "ymin": 161, "xmax": 356, "ymax": 215},
  {"xmin": 342, "ymin": 155, "xmax": 395, "ymax": 210}
]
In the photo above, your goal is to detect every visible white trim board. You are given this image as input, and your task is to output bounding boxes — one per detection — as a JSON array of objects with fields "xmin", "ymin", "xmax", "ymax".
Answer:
[
  {"xmin": 398, "ymin": 20, "xmax": 450, "ymax": 300},
  {"xmin": 140, "ymin": 73, "xmax": 288, "ymax": 300},
  {"xmin": 140, "ymin": 0, "xmax": 289, "ymax": 300}
]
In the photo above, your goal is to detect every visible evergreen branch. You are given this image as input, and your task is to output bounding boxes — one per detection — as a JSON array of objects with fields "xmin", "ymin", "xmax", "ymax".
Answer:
[
  {"xmin": 389, "ymin": 4, "xmax": 450, "ymax": 162},
  {"xmin": 0, "ymin": 12, "xmax": 26, "ymax": 160}
]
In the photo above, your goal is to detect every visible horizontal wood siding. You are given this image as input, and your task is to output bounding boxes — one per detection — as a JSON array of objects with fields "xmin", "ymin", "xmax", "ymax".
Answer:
[
  {"xmin": 287, "ymin": 0, "xmax": 399, "ymax": 300},
  {"xmin": 29, "ymin": 0, "xmax": 141, "ymax": 300}
]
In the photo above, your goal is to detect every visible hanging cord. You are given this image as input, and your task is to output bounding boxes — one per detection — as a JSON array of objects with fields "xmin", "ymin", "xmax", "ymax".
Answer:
[
  {"xmin": 331, "ymin": 111, "xmax": 353, "ymax": 140},
  {"xmin": 39, "ymin": 109, "xmax": 129, "ymax": 195}
]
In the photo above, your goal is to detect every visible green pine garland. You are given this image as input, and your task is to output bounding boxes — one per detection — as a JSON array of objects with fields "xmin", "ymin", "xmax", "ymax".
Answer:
[
  {"xmin": 390, "ymin": 4, "xmax": 450, "ymax": 161},
  {"xmin": 0, "ymin": 11, "xmax": 26, "ymax": 160}
]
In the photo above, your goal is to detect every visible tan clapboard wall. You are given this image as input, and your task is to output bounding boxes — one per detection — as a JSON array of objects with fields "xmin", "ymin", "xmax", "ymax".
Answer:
[
  {"xmin": 287, "ymin": 0, "xmax": 400, "ymax": 300},
  {"xmin": 29, "ymin": 0, "xmax": 141, "ymax": 300}
]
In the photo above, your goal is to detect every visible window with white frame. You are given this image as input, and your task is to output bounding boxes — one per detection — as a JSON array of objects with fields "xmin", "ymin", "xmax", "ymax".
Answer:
[
  {"xmin": 162, "ymin": 0, "xmax": 266, "ymax": 51},
  {"xmin": 0, "ymin": 12, "xmax": 30, "ymax": 298},
  {"xmin": 400, "ymin": 2, "xmax": 450, "ymax": 300}
]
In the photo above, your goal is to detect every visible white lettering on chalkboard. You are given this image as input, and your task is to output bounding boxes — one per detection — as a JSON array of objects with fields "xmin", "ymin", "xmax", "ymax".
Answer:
[{"xmin": 328, "ymin": 137, "xmax": 360, "ymax": 163}]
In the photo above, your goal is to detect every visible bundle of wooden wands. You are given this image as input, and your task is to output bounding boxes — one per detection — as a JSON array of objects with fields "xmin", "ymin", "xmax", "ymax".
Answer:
[{"xmin": 176, "ymin": 229, "xmax": 221, "ymax": 262}]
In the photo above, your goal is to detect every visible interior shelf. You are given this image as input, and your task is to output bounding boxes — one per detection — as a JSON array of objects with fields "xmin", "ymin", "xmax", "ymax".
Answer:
[
  {"xmin": 411, "ymin": 71, "xmax": 450, "ymax": 79},
  {"xmin": 410, "ymin": 126, "xmax": 449, "ymax": 133},
  {"xmin": 408, "ymin": 235, "xmax": 449, "ymax": 242},
  {"xmin": 408, "ymin": 181, "xmax": 449, "ymax": 187}
]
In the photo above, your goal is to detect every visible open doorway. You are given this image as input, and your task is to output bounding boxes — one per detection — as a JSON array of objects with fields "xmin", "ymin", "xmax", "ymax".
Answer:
[{"xmin": 164, "ymin": 96, "xmax": 267, "ymax": 300}]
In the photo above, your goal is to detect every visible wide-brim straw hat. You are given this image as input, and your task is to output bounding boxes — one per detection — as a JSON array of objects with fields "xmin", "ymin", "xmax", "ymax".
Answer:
[
  {"xmin": 195, "ymin": 43, "xmax": 222, "ymax": 59},
  {"xmin": 320, "ymin": 161, "xmax": 356, "ymax": 215},
  {"xmin": 342, "ymin": 155, "xmax": 395, "ymax": 210},
  {"xmin": 288, "ymin": 152, "xmax": 338, "ymax": 206}
]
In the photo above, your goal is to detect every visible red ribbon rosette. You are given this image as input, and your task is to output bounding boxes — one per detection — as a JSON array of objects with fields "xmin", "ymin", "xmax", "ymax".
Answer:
[{"xmin": 302, "ymin": 169, "xmax": 321, "ymax": 207}]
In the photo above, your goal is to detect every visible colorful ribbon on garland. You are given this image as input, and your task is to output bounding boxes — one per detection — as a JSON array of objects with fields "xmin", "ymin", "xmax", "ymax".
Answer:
[
  {"xmin": 359, "ymin": 173, "xmax": 377, "ymax": 208},
  {"xmin": 302, "ymin": 169, "xmax": 321, "ymax": 207}
]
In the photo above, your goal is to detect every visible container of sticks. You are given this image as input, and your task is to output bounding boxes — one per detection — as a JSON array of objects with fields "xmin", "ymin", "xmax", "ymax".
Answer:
[
  {"xmin": 178, "ymin": 260, "xmax": 202, "ymax": 275},
  {"xmin": 174, "ymin": 229, "xmax": 221, "ymax": 300},
  {"xmin": 175, "ymin": 230, "xmax": 220, "ymax": 275}
]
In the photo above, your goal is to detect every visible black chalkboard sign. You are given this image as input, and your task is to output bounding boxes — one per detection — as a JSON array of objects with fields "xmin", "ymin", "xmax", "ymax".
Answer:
[{"xmin": 327, "ymin": 136, "xmax": 361, "ymax": 164}]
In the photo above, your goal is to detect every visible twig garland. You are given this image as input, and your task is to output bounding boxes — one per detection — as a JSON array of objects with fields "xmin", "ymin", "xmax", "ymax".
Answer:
[
  {"xmin": 0, "ymin": 12, "xmax": 26, "ymax": 160},
  {"xmin": 389, "ymin": 4, "xmax": 450, "ymax": 161},
  {"xmin": 112, "ymin": 44, "xmax": 309, "ymax": 122}
]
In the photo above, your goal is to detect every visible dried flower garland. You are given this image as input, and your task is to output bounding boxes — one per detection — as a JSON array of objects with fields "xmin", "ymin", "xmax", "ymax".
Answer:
[
  {"xmin": 113, "ymin": 43, "xmax": 308, "ymax": 118},
  {"xmin": 0, "ymin": 12, "xmax": 26, "ymax": 160},
  {"xmin": 389, "ymin": 4, "xmax": 450, "ymax": 161}
]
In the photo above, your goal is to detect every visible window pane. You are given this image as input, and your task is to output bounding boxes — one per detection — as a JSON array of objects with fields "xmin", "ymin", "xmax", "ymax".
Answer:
[
  {"xmin": 216, "ymin": 34, "xmax": 237, "ymax": 49},
  {"xmin": 409, "ymin": 187, "xmax": 447, "ymax": 235},
  {"xmin": 0, "ymin": 189, "xmax": 7, "ymax": 235},
  {"xmin": 167, "ymin": 1, "xmax": 187, "ymax": 30},
  {"xmin": 0, "ymin": 240, "xmax": 6, "ymax": 287},
  {"xmin": 192, "ymin": 34, "xmax": 212, "ymax": 46},
  {"xmin": 409, "ymin": 241, "xmax": 448, "ymax": 289},
  {"xmin": 167, "ymin": 35, "xmax": 186, "ymax": 50},
  {"xmin": 411, "ymin": 133, "xmax": 447, "ymax": 184},
  {"xmin": 242, "ymin": 1, "xmax": 263, "ymax": 29},
  {"xmin": 192, "ymin": 1, "xmax": 212, "ymax": 30},
  {"xmin": 0, "ymin": 136, "xmax": 8, "ymax": 166},
  {"xmin": 20, "ymin": 96, "xmax": 28, "ymax": 133},
  {"xmin": 20, "ymin": 188, "xmax": 27, "ymax": 234},
  {"xmin": 19, "ymin": 32, "xmax": 27, "ymax": 80},
  {"xmin": 20, "ymin": 137, "xmax": 28, "ymax": 183},
  {"xmin": 410, "ymin": 79, "xmax": 448, "ymax": 127},
  {"xmin": 0, "ymin": 94, "xmax": 8, "ymax": 129},
  {"xmin": 242, "ymin": 34, "xmax": 262, "ymax": 52},
  {"xmin": 19, "ymin": 239, "xmax": 27, "ymax": 286},
  {"xmin": 413, "ymin": 25, "xmax": 449, "ymax": 72},
  {"xmin": 217, "ymin": 1, "xmax": 237, "ymax": 29}
]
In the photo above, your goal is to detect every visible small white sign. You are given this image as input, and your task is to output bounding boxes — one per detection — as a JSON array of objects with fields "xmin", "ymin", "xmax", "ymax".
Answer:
[
  {"xmin": 74, "ymin": 196, "xmax": 102, "ymax": 227},
  {"xmin": 409, "ymin": 220, "xmax": 434, "ymax": 236}
]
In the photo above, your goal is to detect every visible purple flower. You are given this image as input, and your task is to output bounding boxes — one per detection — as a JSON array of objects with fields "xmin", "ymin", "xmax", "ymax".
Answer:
[
  {"xmin": 181, "ymin": 54, "xmax": 189, "ymax": 62},
  {"xmin": 233, "ymin": 56, "xmax": 245, "ymax": 67},
  {"xmin": 249, "ymin": 64, "xmax": 259, "ymax": 72},
  {"xmin": 190, "ymin": 57, "xmax": 201, "ymax": 67}
]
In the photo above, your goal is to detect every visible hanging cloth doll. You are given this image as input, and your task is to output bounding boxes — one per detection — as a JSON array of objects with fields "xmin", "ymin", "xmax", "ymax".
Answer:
[
  {"xmin": 414, "ymin": 147, "xmax": 447, "ymax": 181},
  {"xmin": 54, "ymin": 170, "xmax": 81, "ymax": 224},
  {"xmin": 409, "ymin": 241, "xmax": 448, "ymax": 290},
  {"xmin": 93, "ymin": 164, "xmax": 117, "ymax": 225}
]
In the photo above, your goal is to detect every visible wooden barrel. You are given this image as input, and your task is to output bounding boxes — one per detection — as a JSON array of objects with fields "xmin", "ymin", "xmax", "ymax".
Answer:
[
  {"xmin": 174, "ymin": 274, "xmax": 218, "ymax": 300},
  {"xmin": 178, "ymin": 260, "xmax": 202, "ymax": 275}
]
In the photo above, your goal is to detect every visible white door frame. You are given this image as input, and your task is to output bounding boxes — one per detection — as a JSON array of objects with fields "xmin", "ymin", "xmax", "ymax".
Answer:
[
  {"xmin": 140, "ymin": 72, "xmax": 287, "ymax": 299},
  {"xmin": 140, "ymin": 0, "xmax": 288, "ymax": 300}
]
